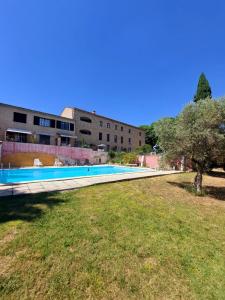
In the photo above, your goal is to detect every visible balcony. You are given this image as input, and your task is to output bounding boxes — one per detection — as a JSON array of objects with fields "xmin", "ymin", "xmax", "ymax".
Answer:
[{"xmin": 4, "ymin": 128, "xmax": 77, "ymax": 147}]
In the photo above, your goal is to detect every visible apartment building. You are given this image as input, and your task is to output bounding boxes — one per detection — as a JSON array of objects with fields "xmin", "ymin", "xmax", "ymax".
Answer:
[
  {"xmin": 0, "ymin": 103, "xmax": 145, "ymax": 152},
  {"xmin": 61, "ymin": 107, "xmax": 145, "ymax": 152},
  {"xmin": 0, "ymin": 103, "xmax": 76, "ymax": 146}
]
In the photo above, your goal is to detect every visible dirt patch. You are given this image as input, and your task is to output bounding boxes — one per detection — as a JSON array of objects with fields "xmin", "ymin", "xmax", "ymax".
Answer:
[
  {"xmin": 0, "ymin": 230, "xmax": 17, "ymax": 247},
  {"xmin": 0, "ymin": 256, "xmax": 15, "ymax": 276}
]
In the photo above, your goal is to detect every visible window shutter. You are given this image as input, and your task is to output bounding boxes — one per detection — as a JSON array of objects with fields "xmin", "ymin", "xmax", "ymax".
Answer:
[
  {"xmin": 56, "ymin": 121, "xmax": 61, "ymax": 129},
  {"xmin": 34, "ymin": 116, "xmax": 39, "ymax": 125},
  {"xmin": 14, "ymin": 112, "xmax": 27, "ymax": 123},
  {"xmin": 70, "ymin": 123, "xmax": 74, "ymax": 131},
  {"xmin": 50, "ymin": 119, "xmax": 55, "ymax": 128}
]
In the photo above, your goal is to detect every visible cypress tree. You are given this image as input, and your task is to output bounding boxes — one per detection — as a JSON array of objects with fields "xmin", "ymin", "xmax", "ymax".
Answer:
[{"xmin": 194, "ymin": 73, "xmax": 212, "ymax": 102}]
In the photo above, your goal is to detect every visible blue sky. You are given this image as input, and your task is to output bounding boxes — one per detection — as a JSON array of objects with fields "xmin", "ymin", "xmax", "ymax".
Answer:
[{"xmin": 0, "ymin": 0, "xmax": 225, "ymax": 126}]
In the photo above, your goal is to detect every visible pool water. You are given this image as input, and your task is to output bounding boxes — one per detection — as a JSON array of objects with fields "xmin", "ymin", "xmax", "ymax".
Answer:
[{"xmin": 0, "ymin": 165, "xmax": 148, "ymax": 184}]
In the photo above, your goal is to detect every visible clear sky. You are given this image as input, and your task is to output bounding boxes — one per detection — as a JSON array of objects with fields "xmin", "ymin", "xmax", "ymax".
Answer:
[{"xmin": 0, "ymin": 0, "xmax": 225, "ymax": 126}]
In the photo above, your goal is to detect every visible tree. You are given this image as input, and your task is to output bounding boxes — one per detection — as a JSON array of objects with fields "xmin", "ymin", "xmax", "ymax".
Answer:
[
  {"xmin": 194, "ymin": 73, "xmax": 212, "ymax": 102},
  {"xmin": 136, "ymin": 144, "xmax": 152, "ymax": 154},
  {"xmin": 155, "ymin": 99, "xmax": 225, "ymax": 193},
  {"xmin": 139, "ymin": 123, "xmax": 158, "ymax": 147}
]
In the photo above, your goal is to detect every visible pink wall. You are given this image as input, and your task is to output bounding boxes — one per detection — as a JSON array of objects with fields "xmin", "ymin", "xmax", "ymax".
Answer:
[
  {"xmin": 1, "ymin": 141, "xmax": 108, "ymax": 164},
  {"xmin": 138, "ymin": 154, "xmax": 161, "ymax": 169}
]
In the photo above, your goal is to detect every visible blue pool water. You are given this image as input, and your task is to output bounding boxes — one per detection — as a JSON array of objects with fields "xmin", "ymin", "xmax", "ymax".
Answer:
[{"xmin": 0, "ymin": 165, "xmax": 148, "ymax": 184}]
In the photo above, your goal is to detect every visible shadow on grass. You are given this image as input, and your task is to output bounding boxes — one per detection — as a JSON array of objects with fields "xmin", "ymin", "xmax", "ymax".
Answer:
[
  {"xmin": 207, "ymin": 170, "xmax": 225, "ymax": 179},
  {"xmin": 0, "ymin": 192, "xmax": 66, "ymax": 224},
  {"xmin": 167, "ymin": 181, "xmax": 225, "ymax": 201}
]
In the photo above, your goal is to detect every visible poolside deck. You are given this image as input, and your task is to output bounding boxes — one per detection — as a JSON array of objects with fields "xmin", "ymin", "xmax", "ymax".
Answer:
[{"xmin": 0, "ymin": 170, "xmax": 181, "ymax": 197}]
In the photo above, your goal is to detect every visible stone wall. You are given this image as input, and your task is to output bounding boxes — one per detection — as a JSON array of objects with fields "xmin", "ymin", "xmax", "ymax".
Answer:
[
  {"xmin": 138, "ymin": 154, "xmax": 187, "ymax": 170},
  {"xmin": 1, "ymin": 142, "xmax": 108, "ymax": 168},
  {"xmin": 138, "ymin": 154, "xmax": 161, "ymax": 169}
]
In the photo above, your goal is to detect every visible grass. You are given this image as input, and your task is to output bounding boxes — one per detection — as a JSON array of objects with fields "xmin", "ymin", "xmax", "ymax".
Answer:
[{"xmin": 1, "ymin": 172, "xmax": 225, "ymax": 299}]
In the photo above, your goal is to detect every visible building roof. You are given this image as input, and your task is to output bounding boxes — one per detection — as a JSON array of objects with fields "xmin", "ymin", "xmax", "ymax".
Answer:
[
  {"xmin": 71, "ymin": 107, "xmax": 145, "ymax": 131},
  {"xmin": 0, "ymin": 102, "xmax": 74, "ymax": 121}
]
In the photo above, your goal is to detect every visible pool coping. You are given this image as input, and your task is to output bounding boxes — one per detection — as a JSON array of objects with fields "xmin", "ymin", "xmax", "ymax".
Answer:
[{"xmin": 0, "ymin": 169, "xmax": 182, "ymax": 197}]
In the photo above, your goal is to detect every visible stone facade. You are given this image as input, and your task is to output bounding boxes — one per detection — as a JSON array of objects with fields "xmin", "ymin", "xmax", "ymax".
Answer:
[
  {"xmin": 0, "ymin": 103, "xmax": 145, "ymax": 152},
  {"xmin": 61, "ymin": 107, "xmax": 145, "ymax": 152},
  {"xmin": 0, "ymin": 103, "xmax": 76, "ymax": 146}
]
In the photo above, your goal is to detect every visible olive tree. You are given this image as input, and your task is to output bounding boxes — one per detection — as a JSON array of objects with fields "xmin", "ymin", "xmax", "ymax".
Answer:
[{"xmin": 155, "ymin": 98, "xmax": 225, "ymax": 193}]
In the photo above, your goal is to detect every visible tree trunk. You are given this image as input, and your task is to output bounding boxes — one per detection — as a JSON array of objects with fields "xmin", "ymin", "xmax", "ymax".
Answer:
[{"xmin": 194, "ymin": 168, "xmax": 203, "ymax": 193}]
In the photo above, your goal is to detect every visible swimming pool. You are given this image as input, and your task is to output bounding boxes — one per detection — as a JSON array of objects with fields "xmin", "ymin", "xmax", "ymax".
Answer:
[{"xmin": 0, "ymin": 165, "xmax": 149, "ymax": 184}]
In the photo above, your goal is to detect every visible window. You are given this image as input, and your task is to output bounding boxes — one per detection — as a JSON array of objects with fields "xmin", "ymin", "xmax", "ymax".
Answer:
[
  {"xmin": 99, "ymin": 132, "xmax": 102, "ymax": 141},
  {"xmin": 114, "ymin": 135, "xmax": 117, "ymax": 143},
  {"xmin": 62, "ymin": 122, "xmax": 70, "ymax": 130},
  {"xmin": 107, "ymin": 123, "xmax": 110, "ymax": 128},
  {"xmin": 115, "ymin": 124, "xmax": 118, "ymax": 130},
  {"xmin": 61, "ymin": 137, "xmax": 70, "ymax": 146},
  {"xmin": 80, "ymin": 129, "xmax": 91, "ymax": 135},
  {"xmin": 6, "ymin": 132, "xmax": 27, "ymax": 143},
  {"xmin": 121, "ymin": 136, "xmax": 123, "ymax": 144},
  {"xmin": 139, "ymin": 132, "xmax": 142, "ymax": 136},
  {"xmin": 34, "ymin": 116, "xmax": 55, "ymax": 128},
  {"xmin": 128, "ymin": 129, "xmax": 131, "ymax": 134},
  {"xmin": 121, "ymin": 126, "xmax": 123, "ymax": 132},
  {"xmin": 56, "ymin": 120, "xmax": 70, "ymax": 131},
  {"xmin": 139, "ymin": 140, "xmax": 142, "ymax": 146},
  {"xmin": 100, "ymin": 121, "xmax": 103, "ymax": 127},
  {"xmin": 80, "ymin": 116, "xmax": 92, "ymax": 123},
  {"xmin": 55, "ymin": 120, "xmax": 74, "ymax": 131},
  {"xmin": 128, "ymin": 138, "xmax": 131, "ymax": 144},
  {"xmin": 107, "ymin": 145, "xmax": 110, "ymax": 151},
  {"xmin": 13, "ymin": 112, "xmax": 27, "ymax": 123},
  {"xmin": 40, "ymin": 118, "xmax": 51, "ymax": 127},
  {"xmin": 107, "ymin": 134, "xmax": 110, "ymax": 142},
  {"xmin": 39, "ymin": 134, "xmax": 50, "ymax": 145},
  {"xmin": 128, "ymin": 147, "xmax": 131, "ymax": 152}
]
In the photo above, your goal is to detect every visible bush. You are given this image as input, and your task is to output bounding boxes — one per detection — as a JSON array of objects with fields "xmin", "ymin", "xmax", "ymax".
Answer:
[
  {"xmin": 122, "ymin": 152, "xmax": 138, "ymax": 164},
  {"xmin": 111, "ymin": 152, "xmax": 125, "ymax": 164},
  {"xmin": 108, "ymin": 151, "xmax": 116, "ymax": 159},
  {"xmin": 110, "ymin": 152, "xmax": 138, "ymax": 165}
]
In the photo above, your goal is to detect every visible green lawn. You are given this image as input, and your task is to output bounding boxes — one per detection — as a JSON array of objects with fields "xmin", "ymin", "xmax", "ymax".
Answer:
[{"xmin": 1, "ymin": 172, "xmax": 225, "ymax": 299}]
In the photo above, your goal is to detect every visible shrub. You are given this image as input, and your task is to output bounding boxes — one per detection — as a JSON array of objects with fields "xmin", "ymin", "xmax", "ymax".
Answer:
[
  {"xmin": 111, "ymin": 152, "xmax": 125, "ymax": 164},
  {"xmin": 122, "ymin": 152, "xmax": 138, "ymax": 164},
  {"xmin": 108, "ymin": 151, "xmax": 116, "ymax": 159}
]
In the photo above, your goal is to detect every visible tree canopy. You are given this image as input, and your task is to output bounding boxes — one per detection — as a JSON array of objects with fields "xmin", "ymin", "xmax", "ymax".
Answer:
[
  {"xmin": 139, "ymin": 123, "xmax": 158, "ymax": 148},
  {"xmin": 155, "ymin": 99, "xmax": 225, "ymax": 193},
  {"xmin": 194, "ymin": 73, "xmax": 212, "ymax": 102}
]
